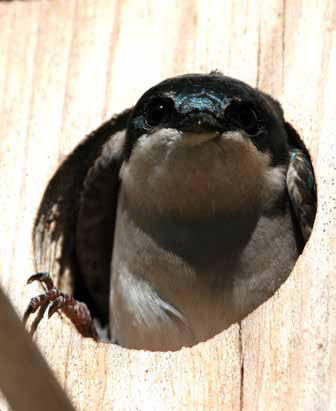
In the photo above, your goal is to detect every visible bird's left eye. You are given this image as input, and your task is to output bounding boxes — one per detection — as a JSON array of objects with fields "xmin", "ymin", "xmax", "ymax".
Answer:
[
  {"xmin": 145, "ymin": 97, "xmax": 174, "ymax": 127},
  {"xmin": 225, "ymin": 101, "xmax": 259, "ymax": 135}
]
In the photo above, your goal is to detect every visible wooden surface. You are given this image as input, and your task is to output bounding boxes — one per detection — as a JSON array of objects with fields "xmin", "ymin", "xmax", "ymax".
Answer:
[{"xmin": 0, "ymin": 1, "xmax": 335, "ymax": 410}]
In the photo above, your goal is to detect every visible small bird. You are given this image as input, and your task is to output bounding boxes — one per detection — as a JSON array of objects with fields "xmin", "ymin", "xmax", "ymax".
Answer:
[{"xmin": 25, "ymin": 72, "xmax": 316, "ymax": 351}]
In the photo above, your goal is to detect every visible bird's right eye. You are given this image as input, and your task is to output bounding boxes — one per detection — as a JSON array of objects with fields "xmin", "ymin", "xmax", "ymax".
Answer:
[
  {"xmin": 145, "ymin": 97, "xmax": 174, "ymax": 127},
  {"xmin": 225, "ymin": 100, "xmax": 260, "ymax": 135}
]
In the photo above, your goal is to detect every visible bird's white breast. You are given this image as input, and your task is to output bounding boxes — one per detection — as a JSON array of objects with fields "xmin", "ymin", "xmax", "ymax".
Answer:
[{"xmin": 109, "ymin": 128, "xmax": 292, "ymax": 351}]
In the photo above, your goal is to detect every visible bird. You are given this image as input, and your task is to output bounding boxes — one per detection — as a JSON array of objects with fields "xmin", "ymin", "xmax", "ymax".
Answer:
[{"xmin": 24, "ymin": 72, "xmax": 317, "ymax": 351}]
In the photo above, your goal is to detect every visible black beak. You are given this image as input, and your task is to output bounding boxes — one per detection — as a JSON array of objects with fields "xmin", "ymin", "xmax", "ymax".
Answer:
[{"xmin": 177, "ymin": 112, "xmax": 223, "ymax": 133}]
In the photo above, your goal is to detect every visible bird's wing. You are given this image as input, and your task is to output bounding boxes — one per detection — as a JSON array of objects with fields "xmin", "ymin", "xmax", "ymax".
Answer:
[
  {"xmin": 76, "ymin": 127, "xmax": 129, "ymax": 322},
  {"xmin": 286, "ymin": 147, "xmax": 317, "ymax": 244},
  {"xmin": 33, "ymin": 109, "xmax": 131, "ymax": 322}
]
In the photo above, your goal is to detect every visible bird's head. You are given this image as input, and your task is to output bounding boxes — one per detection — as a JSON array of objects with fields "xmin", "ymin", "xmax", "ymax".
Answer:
[
  {"xmin": 125, "ymin": 72, "xmax": 289, "ymax": 161},
  {"xmin": 121, "ymin": 73, "xmax": 290, "ymax": 219}
]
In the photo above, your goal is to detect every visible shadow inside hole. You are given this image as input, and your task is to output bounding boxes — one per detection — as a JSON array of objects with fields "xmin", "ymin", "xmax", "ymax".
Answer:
[{"xmin": 32, "ymin": 117, "xmax": 317, "ymax": 351}]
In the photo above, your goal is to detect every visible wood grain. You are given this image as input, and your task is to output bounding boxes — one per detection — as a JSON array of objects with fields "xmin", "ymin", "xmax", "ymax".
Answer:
[{"xmin": 0, "ymin": 1, "xmax": 335, "ymax": 409}]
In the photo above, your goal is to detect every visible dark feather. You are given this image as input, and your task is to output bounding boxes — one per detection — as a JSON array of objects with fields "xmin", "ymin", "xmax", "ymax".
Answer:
[
  {"xmin": 33, "ymin": 108, "xmax": 132, "ymax": 322},
  {"xmin": 286, "ymin": 148, "xmax": 317, "ymax": 243}
]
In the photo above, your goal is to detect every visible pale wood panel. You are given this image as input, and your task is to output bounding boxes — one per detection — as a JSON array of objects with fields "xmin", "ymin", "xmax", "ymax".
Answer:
[
  {"xmin": 241, "ymin": 2, "xmax": 336, "ymax": 409},
  {"xmin": 0, "ymin": 0, "xmax": 335, "ymax": 410}
]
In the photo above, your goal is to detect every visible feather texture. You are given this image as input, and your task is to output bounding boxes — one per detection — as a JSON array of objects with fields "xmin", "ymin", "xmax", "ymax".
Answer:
[{"xmin": 287, "ymin": 148, "xmax": 317, "ymax": 243}]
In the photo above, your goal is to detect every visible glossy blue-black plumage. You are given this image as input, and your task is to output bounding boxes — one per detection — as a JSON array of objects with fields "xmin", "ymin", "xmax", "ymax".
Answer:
[{"xmin": 125, "ymin": 73, "xmax": 290, "ymax": 164}]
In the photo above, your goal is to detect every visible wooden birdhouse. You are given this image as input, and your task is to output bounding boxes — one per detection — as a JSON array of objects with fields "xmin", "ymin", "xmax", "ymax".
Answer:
[{"xmin": 0, "ymin": 1, "xmax": 335, "ymax": 410}]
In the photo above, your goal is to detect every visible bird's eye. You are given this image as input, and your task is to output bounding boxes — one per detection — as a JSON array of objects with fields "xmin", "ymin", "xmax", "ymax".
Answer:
[
  {"xmin": 225, "ymin": 101, "xmax": 259, "ymax": 135},
  {"xmin": 145, "ymin": 97, "xmax": 174, "ymax": 127}
]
